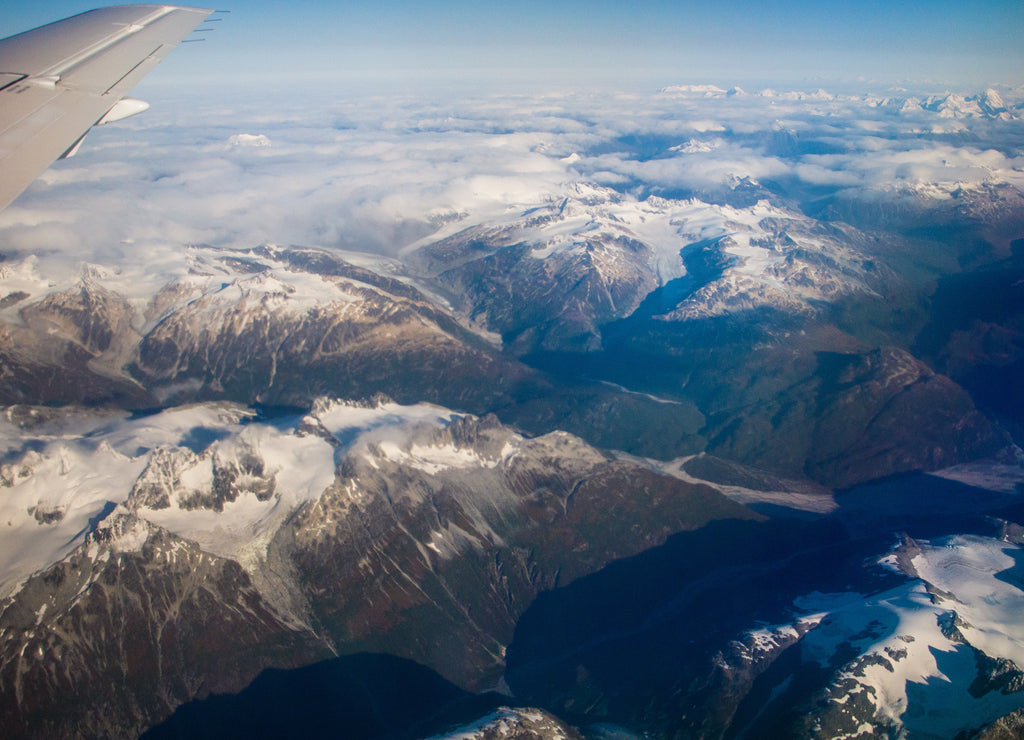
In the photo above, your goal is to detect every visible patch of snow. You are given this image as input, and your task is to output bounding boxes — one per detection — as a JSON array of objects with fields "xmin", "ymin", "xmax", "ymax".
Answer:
[
  {"xmin": 911, "ymin": 535, "xmax": 1024, "ymax": 668},
  {"xmin": 376, "ymin": 440, "xmax": 498, "ymax": 475},
  {"xmin": 788, "ymin": 536, "xmax": 1024, "ymax": 737},
  {"xmin": 0, "ymin": 439, "xmax": 147, "ymax": 598},
  {"xmin": 0, "ymin": 402, "xmax": 327, "ymax": 597},
  {"xmin": 138, "ymin": 423, "xmax": 336, "ymax": 571},
  {"xmin": 426, "ymin": 707, "xmax": 573, "ymax": 740}
]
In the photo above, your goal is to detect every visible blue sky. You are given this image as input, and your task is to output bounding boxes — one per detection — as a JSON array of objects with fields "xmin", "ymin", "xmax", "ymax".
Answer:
[{"xmin": 2, "ymin": 1, "xmax": 1022, "ymax": 89}]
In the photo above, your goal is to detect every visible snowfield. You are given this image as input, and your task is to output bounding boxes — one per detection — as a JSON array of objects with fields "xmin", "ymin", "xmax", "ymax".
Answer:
[
  {"xmin": 0, "ymin": 398, "xmax": 492, "ymax": 597},
  {"xmin": 783, "ymin": 535, "xmax": 1024, "ymax": 737}
]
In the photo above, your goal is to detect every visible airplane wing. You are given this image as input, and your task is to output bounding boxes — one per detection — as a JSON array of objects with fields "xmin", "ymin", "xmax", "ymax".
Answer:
[{"xmin": 0, "ymin": 5, "xmax": 213, "ymax": 210}]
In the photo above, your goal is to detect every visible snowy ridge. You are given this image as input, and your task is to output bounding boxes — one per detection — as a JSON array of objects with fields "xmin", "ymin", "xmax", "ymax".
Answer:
[
  {"xmin": 0, "ymin": 242, "xmax": 410, "ymax": 344},
  {"xmin": 661, "ymin": 224, "xmax": 881, "ymax": 321},
  {"xmin": 733, "ymin": 614, "xmax": 826, "ymax": 665},
  {"xmin": 0, "ymin": 403, "xmax": 251, "ymax": 598},
  {"xmin": 0, "ymin": 397, "xmax": 533, "ymax": 597},
  {"xmin": 428, "ymin": 707, "xmax": 580, "ymax": 740},
  {"xmin": 323, "ymin": 402, "xmax": 536, "ymax": 559},
  {"xmin": 131, "ymin": 422, "xmax": 337, "ymax": 572},
  {"xmin": 140, "ymin": 252, "xmax": 377, "ymax": 337},
  {"xmin": 295, "ymin": 405, "xmax": 619, "ymax": 569},
  {"xmin": 372, "ymin": 439, "xmax": 509, "ymax": 475},
  {"xmin": 658, "ymin": 83, "xmax": 1019, "ymax": 119},
  {"xmin": 411, "ymin": 183, "xmax": 791, "ymax": 287},
  {"xmin": 784, "ymin": 536, "xmax": 1024, "ymax": 737},
  {"xmin": 0, "ymin": 439, "xmax": 146, "ymax": 598},
  {"xmin": 312, "ymin": 396, "xmax": 461, "ymax": 447},
  {"xmin": 407, "ymin": 183, "xmax": 879, "ymax": 335},
  {"xmin": 311, "ymin": 397, "xmax": 522, "ymax": 477},
  {"xmin": 910, "ymin": 536, "xmax": 1024, "ymax": 669},
  {"xmin": 659, "ymin": 85, "xmax": 728, "ymax": 97}
]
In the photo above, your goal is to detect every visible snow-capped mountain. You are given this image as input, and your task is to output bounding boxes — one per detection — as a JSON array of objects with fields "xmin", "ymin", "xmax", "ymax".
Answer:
[
  {"xmin": 921, "ymin": 90, "xmax": 1015, "ymax": 120},
  {"xmin": 0, "ymin": 243, "xmax": 512, "ymax": 408},
  {"xmin": 427, "ymin": 707, "xmax": 582, "ymax": 739},
  {"xmin": 0, "ymin": 240, "xmax": 711, "ymax": 465},
  {"xmin": 657, "ymin": 84, "xmax": 1020, "ymax": 120},
  {"xmin": 719, "ymin": 534, "xmax": 1024, "ymax": 738},
  {"xmin": 7, "ymin": 394, "xmax": 1018, "ymax": 739},
  {"xmin": 399, "ymin": 187, "xmax": 1004, "ymax": 487},
  {"xmin": 1, "ymin": 81, "xmax": 1023, "ymax": 738},
  {"xmin": 0, "ymin": 195, "xmax": 997, "ymax": 494},
  {"xmin": 0, "ymin": 397, "xmax": 752, "ymax": 737},
  {"xmin": 497, "ymin": 471, "xmax": 1024, "ymax": 739},
  {"xmin": 403, "ymin": 184, "xmax": 886, "ymax": 353}
]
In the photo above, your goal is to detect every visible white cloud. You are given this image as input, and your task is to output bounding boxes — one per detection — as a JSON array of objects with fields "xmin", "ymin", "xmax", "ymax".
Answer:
[
  {"xmin": 227, "ymin": 133, "xmax": 272, "ymax": 147},
  {"xmin": 0, "ymin": 82, "xmax": 1020, "ymax": 270},
  {"xmin": 683, "ymin": 120, "xmax": 727, "ymax": 133}
]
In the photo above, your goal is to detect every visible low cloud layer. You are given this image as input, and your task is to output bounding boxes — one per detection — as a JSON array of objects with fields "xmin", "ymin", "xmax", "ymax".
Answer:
[{"xmin": 0, "ymin": 82, "xmax": 1021, "ymax": 271}]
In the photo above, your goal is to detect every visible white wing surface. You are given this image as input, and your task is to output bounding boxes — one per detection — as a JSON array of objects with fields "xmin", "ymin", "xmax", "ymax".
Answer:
[{"xmin": 0, "ymin": 5, "xmax": 213, "ymax": 210}]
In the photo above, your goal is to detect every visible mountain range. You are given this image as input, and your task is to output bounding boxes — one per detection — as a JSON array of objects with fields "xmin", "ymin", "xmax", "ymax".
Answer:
[{"xmin": 1, "ymin": 84, "xmax": 1023, "ymax": 738}]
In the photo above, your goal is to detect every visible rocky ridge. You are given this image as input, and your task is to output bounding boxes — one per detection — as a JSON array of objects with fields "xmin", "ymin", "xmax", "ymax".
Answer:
[
  {"xmin": 404, "ymin": 185, "xmax": 888, "ymax": 354},
  {"xmin": 0, "ymin": 397, "xmax": 753, "ymax": 737},
  {"xmin": 0, "ymin": 181, "xmax": 1014, "ymax": 488},
  {"xmin": 0, "ymin": 116, "xmax": 1022, "ymax": 738}
]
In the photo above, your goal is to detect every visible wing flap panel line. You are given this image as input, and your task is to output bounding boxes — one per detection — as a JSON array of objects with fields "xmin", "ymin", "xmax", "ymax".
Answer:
[
  {"xmin": 32, "ymin": 6, "xmax": 177, "ymax": 82},
  {"xmin": 101, "ymin": 45, "xmax": 164, "ymax": 95},
  {"xmin": 44, "ymin": 10, "xmax": 212, "ymax": 97},
  {"xmin": 0, "ymin": 73, "xmax": 26, "ymax": 92}
]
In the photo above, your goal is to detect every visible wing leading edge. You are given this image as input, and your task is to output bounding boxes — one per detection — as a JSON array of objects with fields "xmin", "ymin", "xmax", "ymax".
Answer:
[{"xmin": 0, "ymin": 5, "xmax": 213, "ymax": 210}]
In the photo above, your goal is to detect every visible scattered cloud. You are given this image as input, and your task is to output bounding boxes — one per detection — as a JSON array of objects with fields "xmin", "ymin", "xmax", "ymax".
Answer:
[
  {"xmin": 1, "ymin": 82, "xmax": 1022, "ymax": 271},
  {"xmin": 227, "ymin": 133, "xmax": 272, "ymax": 148}
]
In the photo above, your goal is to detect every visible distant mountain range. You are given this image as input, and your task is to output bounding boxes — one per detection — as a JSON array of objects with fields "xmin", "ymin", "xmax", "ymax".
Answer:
[{"xmin": 660, "ymin": 84, "xmax": 1022, "ymax": 120}]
